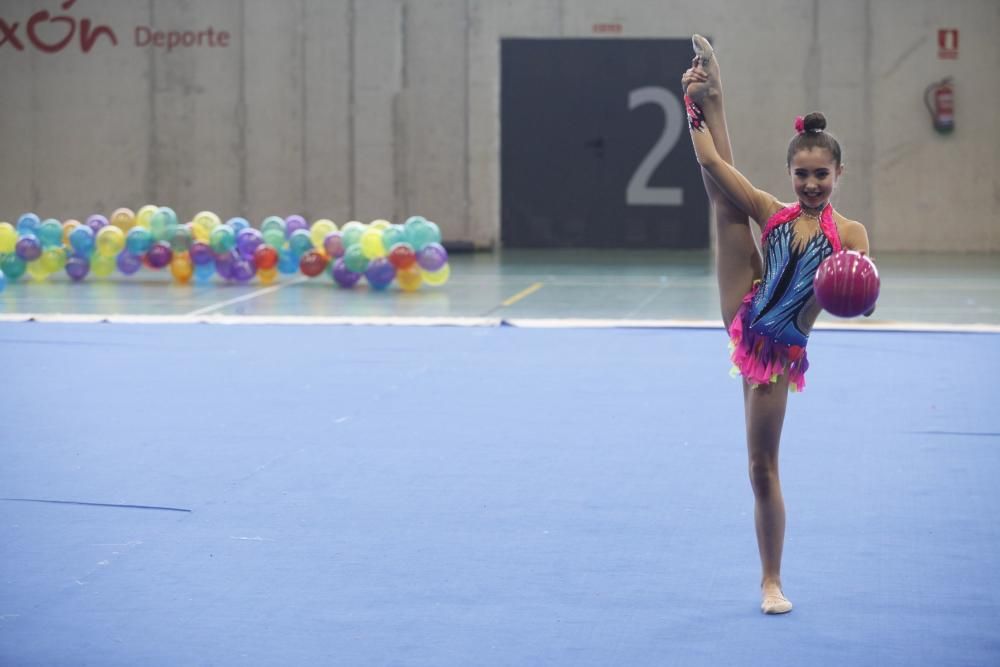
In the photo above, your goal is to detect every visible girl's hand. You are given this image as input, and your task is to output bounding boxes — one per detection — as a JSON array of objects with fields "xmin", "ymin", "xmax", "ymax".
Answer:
[{"xmin": 682, "ymin": 58, "xmax": 710, "ymax": 103}]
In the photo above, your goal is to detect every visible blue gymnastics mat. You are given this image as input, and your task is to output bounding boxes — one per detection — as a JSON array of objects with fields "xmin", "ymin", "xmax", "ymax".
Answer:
[{"xmin": 1, "ymin": 323, "xmax": 998, "ymax": 666}]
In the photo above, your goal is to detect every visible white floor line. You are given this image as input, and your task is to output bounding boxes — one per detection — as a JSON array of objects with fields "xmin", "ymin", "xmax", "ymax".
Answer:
[
  {"xmin": 184, "ymin": 277, "xmax": 309, "ymax": 317},
  {"xmin": 0, "ymin": 313, "xmax": 997, "ymax": 333}
]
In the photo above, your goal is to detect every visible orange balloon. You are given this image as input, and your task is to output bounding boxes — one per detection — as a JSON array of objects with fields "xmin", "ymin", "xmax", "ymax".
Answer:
[
  {"xmin": 170, "ymin": 252, "xmax": 193, "ymax": 283},
  {"xmin": 396, "ymin": 265, "xmax": 423, "ymax": 292},
  {"xmin": 258, "ymin": 267, "xmax": 278, "ymax": 284},
  {"xmin": 110, "ymin": 207, "xmax": 136, "ymax": 231}
]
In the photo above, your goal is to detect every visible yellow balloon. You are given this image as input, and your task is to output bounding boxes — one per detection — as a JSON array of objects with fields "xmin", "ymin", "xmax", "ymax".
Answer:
[
  {"xmin": 91, "ymin": 254, "xmax": 116, "ymax": 277},
  {"xmin": 39, "ymin": 247, "xmax": 67, "ymax": 273},
  {"xmin": 309, "ymin": 219, "xmax": 337, "ymax": 249},
  {"xmin": 360, "ymin": 228, "xmax": 386, "ymax": 259},
  {"xmin": 27, "ymin": 260, "xmax": 51, "ymax": 281},
  {"xmin": 62, "ymin": 219, "xmax": 81, "ymax": 245},
  {"xmin": 0, "ymin": 222, "xmax": 18, "ymax": 253},
  {"xmin": 421, "ymin": 263, "xmax": 450, "ymax": 286},
  {"xmin": 135, "ymin": 204, "xmax": 159, "ymax": 229},
  {"xmin": 170, "ymin": 252, "xmax": 193, "ymax": 283},
  {"xmin": 370, "ymin": 219, "xmax": 392, "ymax": 231},
  {"xmin": 190, "ymin": 220, "xmax": 211, "ymax": 243},
  {"xmin": 96, "ymin": 225, "xmax": 126, "ymax": 256},
  {"xmin": 110, "ymin": 207, "xmax": 136, "ymax": 231},
  {"xmin": 258, "ymin": 266, "xmax": 278, "ymax": 285},
  {"xmin": 192, "ymin": 211, "xmax": 221, "ymax": 230},
  {"xmin": 396, "ymin": 265, "xmax": 423, "ymax": 292}
]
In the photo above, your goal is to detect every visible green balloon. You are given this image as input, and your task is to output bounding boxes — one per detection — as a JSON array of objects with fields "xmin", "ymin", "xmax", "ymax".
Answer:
[
  {"xmin": 1, "ymin": 253, "xmax": 27, "ymax": 280},
  {"xmin": 157, "ymin": 207, "xmax": 179, "ymax": 227},
  {"xmin": 407, "ymin": 220, "xmax": 441, "ymax": 251},
  {"xmin": 38, "ymin": 219, "xmax": 64, "ymax": 248},
  {"xmin": 343, "ymin": 244, "xmax": 370, "ymax": 273},
  {"xmin": 170, "ymin": 225, "xmax": 193, "ymax": 252},
  {"xmin": 209, "ymin": 225, "xmax": 236, "ymax": 254},
  {"xmin": 340, "ymin": 221, "xmax": 366, "ymax": 249},
  {"xmin": 263, "ymin": 228, "xmax": 285, "ymax": 249},
  {"xmin": 382, "ymin": 225, "xmax": 406, "ymax": 249},
  {"xmin": 150, "ymin": 209, "xmax": 177, "ymax": 243},
  {"xmin": 261, "ymin": 216, "xmax": 286, "ymax": 235}
]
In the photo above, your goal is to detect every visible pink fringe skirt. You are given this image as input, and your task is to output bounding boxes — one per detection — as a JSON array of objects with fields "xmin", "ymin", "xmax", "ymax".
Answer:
[{"xmin": 727, "ymin": 283, "xmax": 809, "ymax": 392}]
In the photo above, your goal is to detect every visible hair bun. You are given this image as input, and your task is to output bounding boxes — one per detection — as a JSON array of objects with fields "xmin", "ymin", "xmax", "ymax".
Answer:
[{"xmin": 802, "ymin": 112, "xmax": 827, "ymax": 133}]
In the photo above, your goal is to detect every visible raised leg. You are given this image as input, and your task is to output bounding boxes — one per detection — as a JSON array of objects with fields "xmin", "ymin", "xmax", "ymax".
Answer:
[{"xmin": 687, "ymin": 36, "xmax": 762, "ymax": 329}]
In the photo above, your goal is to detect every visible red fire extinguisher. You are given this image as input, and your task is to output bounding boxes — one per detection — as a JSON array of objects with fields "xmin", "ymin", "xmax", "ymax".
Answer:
[{"xmin": 924, "ymin": 77, "xmax": 954, "ymax": 134}]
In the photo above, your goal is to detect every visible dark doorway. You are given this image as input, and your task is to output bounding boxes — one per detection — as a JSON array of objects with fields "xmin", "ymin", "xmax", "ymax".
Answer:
[{"xmin": 501, "ymin": 38, "xmax": 709, "ymax": 248}]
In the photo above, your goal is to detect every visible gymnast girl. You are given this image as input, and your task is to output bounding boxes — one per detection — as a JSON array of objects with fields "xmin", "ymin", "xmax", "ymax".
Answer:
[{"xmin": 681, "ymin": 35, "xmax": 871, "ymax": 614}]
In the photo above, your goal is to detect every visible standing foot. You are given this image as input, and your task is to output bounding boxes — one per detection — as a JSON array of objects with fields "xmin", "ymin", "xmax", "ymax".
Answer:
[{"xmin": 761, "ymin": 581, "xmax": 793, "ymax": 615}]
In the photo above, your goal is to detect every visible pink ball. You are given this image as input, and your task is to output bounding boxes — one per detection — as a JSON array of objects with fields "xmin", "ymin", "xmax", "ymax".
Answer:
[{"xmin": 814, "ymin": 250, "xmax": 880, "ymax": 318}]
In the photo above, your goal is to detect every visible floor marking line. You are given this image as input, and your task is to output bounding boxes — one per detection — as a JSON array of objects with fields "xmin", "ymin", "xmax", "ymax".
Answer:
[
  {"xmin": 1, "ymin": 497, "xmax": 192, "ymax": 513},
  {"xmin": 625, "ymin": 285, "xmax": 666, "ymax": 319},
  {"xmin": 501, "ymin": 282, "xmax": 544, "ymax": 307},
  {"xmin": 184, "ymin": 277, "xmax": 309, "ymax": 317}
]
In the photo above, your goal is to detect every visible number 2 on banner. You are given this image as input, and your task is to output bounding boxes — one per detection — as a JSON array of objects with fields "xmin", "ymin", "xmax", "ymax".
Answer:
[{"xmin": 626, "ymin": 86, "xmax": 683, "ymax": 206}]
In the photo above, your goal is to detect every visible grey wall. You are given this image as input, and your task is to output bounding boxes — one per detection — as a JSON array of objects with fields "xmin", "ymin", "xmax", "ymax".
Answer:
[{"xmin": 1, "ymin": 0, "xmax": 997, "ymax": 252}]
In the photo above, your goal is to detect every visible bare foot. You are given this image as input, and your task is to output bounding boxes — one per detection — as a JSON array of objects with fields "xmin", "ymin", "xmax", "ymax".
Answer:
[{"xmin": 761, "ymin": 580, "xmax": 793, "ymax": 615}]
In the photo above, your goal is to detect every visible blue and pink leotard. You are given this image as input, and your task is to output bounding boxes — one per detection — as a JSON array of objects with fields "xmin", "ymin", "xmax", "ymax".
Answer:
[{"xmin": 728, "ymin": 203, "xmax": 842, "ymax": 392}]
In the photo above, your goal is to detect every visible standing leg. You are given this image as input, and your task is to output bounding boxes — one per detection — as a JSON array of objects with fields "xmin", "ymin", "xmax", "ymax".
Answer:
[
  {"xmin": 688, "ymin": 36, "xmax": 790, "ymax": 614},
  {"xmin": 686, "ymin": 36, "xmax": 763, "ymax": 329},
  {"xmin": 744, "ymin": 377, "xmax": 793, "ymax": 614}
]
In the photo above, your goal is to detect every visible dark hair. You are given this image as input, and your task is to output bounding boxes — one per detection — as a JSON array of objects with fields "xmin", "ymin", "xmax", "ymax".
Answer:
[{"xmin": 786, "ymin": 112, "xmax": 843, "ymax": 167}]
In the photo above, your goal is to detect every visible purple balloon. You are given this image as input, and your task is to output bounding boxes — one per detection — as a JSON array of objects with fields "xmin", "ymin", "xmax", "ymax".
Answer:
[
  {"xmin": 116, "ymin": 251, "xmax": 143, "ymax": 275},
  {"xmin": 236, "ymin": 227, "xmax": 264, "ymax": 259},
  {"xmin": 231, "ymin": 258, "xmax": 256, "ymax": 283},
  {"xmin": 365, "ymin": 257, "xmax": 397, "ymax": 290},
  {"xmin": 189, "ymin": 241, "xmax": 214, "ymax": 265},
  {"xmin": 146, "ymin": 242, "xmax": 173, "ymax": 269},
  {"xmin": 416, "ymin": 242, "xmax": 448, "ymax": 271},
  {"xmin": 85, "ymin": 214, "xmax": 109, "ymax": 234},
  {"xmin": 323, "ymin": 231, "xmax": 345, "ymax": 258},
  {"xmin": 65, "ymin": 256, "xmax": 90, "ymax": 281},
  {"xmin": 331, "ymin": 257, "xmax": 362, "ymax": 288},
  {"xmin": 284, "ymin": 215, "xmax": 308, "ymax": 238},
  {"xmin": 215, "ymin": 250, "xmax": 237, "ymax": 280},
  {"xmin": 15, "ymin": 234, "xmax": 42, "ymax": 261}
]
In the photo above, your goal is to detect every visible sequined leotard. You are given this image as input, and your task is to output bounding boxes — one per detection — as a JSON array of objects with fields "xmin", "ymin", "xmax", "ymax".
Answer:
[{"xmin": 728, "ymin": 202, "xmax": 842, "ymax": 391}]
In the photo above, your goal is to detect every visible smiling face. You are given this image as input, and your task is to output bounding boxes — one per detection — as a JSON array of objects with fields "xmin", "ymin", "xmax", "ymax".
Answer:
[{"xmin": 789, "ymin": 147, "xmax": 843, "ymax": 210}]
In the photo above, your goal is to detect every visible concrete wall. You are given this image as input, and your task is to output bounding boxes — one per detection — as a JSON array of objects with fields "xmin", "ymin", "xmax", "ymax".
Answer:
[{"xmin": 0, "ymin": 0, "xmax": 996, "ymax": 252}]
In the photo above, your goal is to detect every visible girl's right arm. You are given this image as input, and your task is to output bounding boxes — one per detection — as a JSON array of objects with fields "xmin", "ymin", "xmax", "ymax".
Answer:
[{"xmin": 685, "ymin": 95, "xmax": 775, "ymax": 224}]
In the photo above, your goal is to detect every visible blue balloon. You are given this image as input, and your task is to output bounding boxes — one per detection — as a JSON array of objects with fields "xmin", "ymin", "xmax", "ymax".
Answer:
[
  {"xmin": 16, "ymin": 213, "xmax": 41, "ymax": 235},
  {"xmin": 69, "ymin": 225, "xmax": 96, "ymax": 256},
  {"xmin": 227, "ymin": 217, "xmax": 250, "ymax": 234},
  {"xmin": 194, "ymin": 261, "xmax": 216, "ymax": 282},
  {"xmin": 126, "ymin": 227, "xmax": 153, "ymax": 255},
  {"xmin": 277, "ymin": 248, "xmax": 299, "ymax": 274},
  {"xmin": 288, "ymin": 229, "xmax": 313, "ymax": 258}
]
